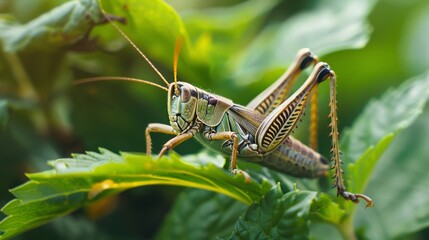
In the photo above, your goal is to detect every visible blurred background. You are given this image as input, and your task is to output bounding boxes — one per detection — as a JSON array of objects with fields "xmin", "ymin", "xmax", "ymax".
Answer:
[{"xmin": 1, "ymin": 0, "xmax": 429, "ymax": 239}]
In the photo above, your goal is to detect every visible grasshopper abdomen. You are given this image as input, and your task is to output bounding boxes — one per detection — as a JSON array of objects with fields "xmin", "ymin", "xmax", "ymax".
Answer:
[{"xmin": 263, "ymin": 137, "xmax": 328, "ymax": 178}]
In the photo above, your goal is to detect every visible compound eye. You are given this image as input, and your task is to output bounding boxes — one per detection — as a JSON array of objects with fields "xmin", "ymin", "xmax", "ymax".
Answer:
[{"xmin": 181, "ymin": 87, "xmax": 191, "ymax": 103}]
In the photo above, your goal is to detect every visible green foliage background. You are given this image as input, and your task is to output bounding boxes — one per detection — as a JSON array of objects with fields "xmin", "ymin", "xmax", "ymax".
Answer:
[{"xmin": 1, "ymin": 0, "xmax": 429, "ymax": 239}]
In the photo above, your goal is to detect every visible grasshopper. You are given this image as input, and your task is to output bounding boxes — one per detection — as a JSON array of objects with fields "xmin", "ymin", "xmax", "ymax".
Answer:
[{"xmin": 76, "ymin": 12, "xmax": 373, "ymax": 208}]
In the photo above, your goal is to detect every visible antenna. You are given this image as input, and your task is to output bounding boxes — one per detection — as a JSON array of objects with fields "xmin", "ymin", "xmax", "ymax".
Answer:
[
  {"xmin": 101, "ymin": 9, "xmax": 170, "ymax": 87},
  {"xmin": 173, "ymin": 36, "xmax": 183, "ymax": 95},
  {"xmin": 73, "ymin": 76, "xmax": 168, "ymax": 92}
]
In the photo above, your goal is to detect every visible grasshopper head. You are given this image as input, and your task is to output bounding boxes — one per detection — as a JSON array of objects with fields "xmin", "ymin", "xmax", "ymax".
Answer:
[{"xmin": 167, "ymin": 82, "xmax": 198, "ymax": 133}]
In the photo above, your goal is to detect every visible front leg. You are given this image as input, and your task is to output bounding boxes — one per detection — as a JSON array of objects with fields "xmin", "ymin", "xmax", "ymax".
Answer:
[
  {"xmin": 204, "ymin": 131, "xmax": 251, "ymax": 182},
  {"xmin": 152, "ymin": 123, "xmax": 201, "ymax": 158},
  {"xmin": 158, "ymin": 132, "xmax": 195, "ymax": 158},
  {"xmin": 145, "ymin": 123, "xmax": 176, "ymax": 155}
]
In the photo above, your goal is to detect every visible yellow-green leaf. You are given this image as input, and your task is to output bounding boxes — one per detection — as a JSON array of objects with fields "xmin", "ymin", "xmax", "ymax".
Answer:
[{"xmin": 0, "ymin": 149, "xmax": 272, "ymax": 240}]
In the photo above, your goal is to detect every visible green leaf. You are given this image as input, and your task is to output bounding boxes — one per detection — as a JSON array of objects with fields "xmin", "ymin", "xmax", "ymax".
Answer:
[
  {"xmin": 0, "ymin": 148, "xmax": 272, "ymax": 240},
  {"xmin": 354, "ymin": 108, "xmax": 429, "ymax": 239},
  {"xmin": 156, "ymin": 189, "xmax": 247, "ymax": 240},
  {"xmin": 234, "ymin": 0, "xmax": 377, "ymax": 85},
  {"xmin": 310, "ymin": 193, "xmax": 346, "ymax": 225},
  {"xmin": 0, "ymin": 0, "xmax": 104, "ymax": 52},
  {"xmin": 342, "ymin": 71, "xmax": 429, "ymax": 164},
  {"xmin": 308, "ymin": 194, "xmax": 346, "ymax": 240},
  {"xmin": 340, "ymin": 72, "xmax": 429, "ymax": 205},
  {"xmin": 346, "ymin": 134, "xmax": 394, "ymax": 201},
  {"xmin": 229, "ymin": 185, "xmax": 317, "ymax": 240},
  {"xmin": 182, "ymin": 0, "xmax": 279, "ymax": 71},
  {"xmin": 339, "ymin": 72, "xmax": 429, "ymax": 237},
  {"xmin": 183, "ymin": 0, "xmax": 278, "ymax": 39}
]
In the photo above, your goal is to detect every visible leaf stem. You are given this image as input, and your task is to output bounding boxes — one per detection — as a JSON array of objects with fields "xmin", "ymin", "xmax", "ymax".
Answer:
[
  {"xmin": 5, "ymin": 52, "xmax": 38, "ymax": 100},
  {"xmin": 4, "ymin": 52, "xmax": 48, "ymax": 132}
]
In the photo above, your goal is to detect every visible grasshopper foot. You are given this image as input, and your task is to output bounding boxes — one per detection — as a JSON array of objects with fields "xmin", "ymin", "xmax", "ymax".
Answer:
[
  {"xmin": 158, "ymin": 146, "xmax": 170, "ymax": 159},
  {"xmin": 231, "ymin": 169, "xmax": 251, "ymax": 183},
  {"xmin": 340, "ymin": 191, "xmax": 374, "ymax": 208}
]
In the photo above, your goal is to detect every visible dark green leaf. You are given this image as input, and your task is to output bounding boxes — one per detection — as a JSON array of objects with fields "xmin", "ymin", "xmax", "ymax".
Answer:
[
  {"xmin": 339, "ymin": 72, "xmax": 429, "ymax": 237},
  {"xmin": 156, "ymin": 189, "xmax": 247, "ymax": 240},
  {"xmin": 354, "ymin": 108, "xmax": 429, "ymax": 239},
  {"xmin": 310, "ymin": 193, "xmax": 346, "ymax": 225},
  {"xmin": 156, "ymin": 160, "xmax": 319, "ymax": 240},
  {"xmin": 0, "ymin": 0, "xmax": 104, "ymax": 52},
  {"xmin": 229, "ymin": 185, "xmax": 316, "ymax": 240},
  {"xmin": 337, "ymin": 71, "xmax": 429, "ymax": 217}
]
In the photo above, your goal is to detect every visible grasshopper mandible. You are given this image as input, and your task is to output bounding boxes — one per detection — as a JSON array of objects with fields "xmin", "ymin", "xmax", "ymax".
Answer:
[{"xmin": 76, "ymin": 12, "xmax": 373, "ymax": 208}]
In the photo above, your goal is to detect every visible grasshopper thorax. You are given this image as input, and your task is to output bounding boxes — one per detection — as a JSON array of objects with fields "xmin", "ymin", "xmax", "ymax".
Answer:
[{"xmin": 167, "ymin": 82, "xmax": 198, "ymax": 133}]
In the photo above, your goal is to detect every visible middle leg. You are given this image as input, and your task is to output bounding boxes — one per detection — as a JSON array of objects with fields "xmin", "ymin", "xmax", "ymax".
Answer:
[{"xmin": 204, "ymin": 130, "xmax": 251, "ymax": 182}]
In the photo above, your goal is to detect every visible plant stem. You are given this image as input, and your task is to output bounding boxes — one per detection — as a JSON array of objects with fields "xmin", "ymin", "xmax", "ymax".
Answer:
[{"xmin": 337, "ymin": 217, "xmax": 356, "ymax": 240}]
